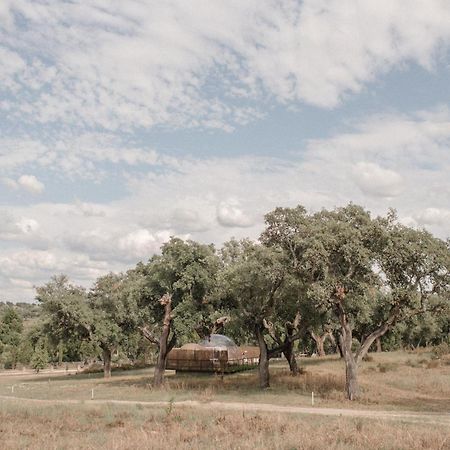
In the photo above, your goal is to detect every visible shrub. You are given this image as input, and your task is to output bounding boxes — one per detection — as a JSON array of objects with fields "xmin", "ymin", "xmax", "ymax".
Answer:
[
  {"xmin": 432, "ymin": 342, "xmax": 450, "ymax": 360},
  {"xmin": 3, "ymin": 360, "xmax": 13, "ymax": 370},
  {"xmin": 31, "ymin": 344, "xmax": 49, "ymax": 373}
]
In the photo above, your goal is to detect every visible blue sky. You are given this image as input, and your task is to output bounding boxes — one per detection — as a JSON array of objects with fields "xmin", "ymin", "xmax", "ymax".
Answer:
[{"xmin": 1, "ymin": 0, "xmax": 450, "ymax": 301}]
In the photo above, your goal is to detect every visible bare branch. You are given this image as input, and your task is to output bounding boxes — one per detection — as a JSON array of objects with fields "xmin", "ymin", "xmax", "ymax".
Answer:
[{"xmin": 138, "ymin": 326, "xmax": 159, "ymax": 346}]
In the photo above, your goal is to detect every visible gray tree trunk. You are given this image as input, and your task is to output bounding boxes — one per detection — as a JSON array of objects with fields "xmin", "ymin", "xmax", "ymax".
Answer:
[
  {"xmin": 376, "ymin": 337, "xmax": 382, "ymax": 352},
  {"xmin": 283, "ymin": 341, "xmax": 300, "ymax": 375},
  {"xmin": 311, "ymin": 331, "xmax": 326, "ymax": 357},
  {"xmin": 338, "ymin": 331, "xmax": 360, "ymax": 400},
  {"xmin": 256, "ymin": 326, "xmax": 270, "ymax": 389},
  {"xmin": 344, "ymin": 351, "xmax": 359, "ymax": 400},
  {"xmin": 154, "ymin": 295, "xmax": 173, "ymax": 387},
  {"xmin": 102, "ymin": 348, "xmax": 112, "ymax": 379}
]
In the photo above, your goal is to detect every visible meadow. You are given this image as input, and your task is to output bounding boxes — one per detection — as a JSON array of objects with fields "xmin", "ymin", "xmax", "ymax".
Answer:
[{"xmin": 0, "ymin": 350, "xmax": 449, "ymax": 449}]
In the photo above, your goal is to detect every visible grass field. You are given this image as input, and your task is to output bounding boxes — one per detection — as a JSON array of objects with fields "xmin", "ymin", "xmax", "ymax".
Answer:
[{"xmin": 0, "ymin": 350, "xmax": 449, "ymax": 449}]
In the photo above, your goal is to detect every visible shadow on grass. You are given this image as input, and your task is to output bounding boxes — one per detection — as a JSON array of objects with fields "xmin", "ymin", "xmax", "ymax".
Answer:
[
  {"xmin": 6, "ymin": 367, "xmax": 155, "ymax": 386},
  {"xmin": 104, "ymin": 367, "xmax": 346, "ymax": 399}
]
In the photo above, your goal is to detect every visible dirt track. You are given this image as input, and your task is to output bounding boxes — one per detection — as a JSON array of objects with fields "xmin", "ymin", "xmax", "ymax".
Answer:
[{"xmin": 1, "ymin": 395, "xmax": 449, "ymax": 425}]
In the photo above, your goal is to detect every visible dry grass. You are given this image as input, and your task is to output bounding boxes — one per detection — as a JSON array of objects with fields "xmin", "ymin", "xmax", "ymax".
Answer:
[
  {"xmin": 0, "ymin": 350, "xmax": 449, "ymax": 412},
  {"xmin": 0, "ymin": 350, "xmax": 449, "ymax": 448},
  {"xmin": 0, "ymin": 400, "xmax": 449, "ymax": 450}
]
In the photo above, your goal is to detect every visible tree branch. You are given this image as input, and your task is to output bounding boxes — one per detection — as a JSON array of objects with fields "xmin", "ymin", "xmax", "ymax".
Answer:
[
  {"xmin": 138, "ymin": 326, "xmax": 159, "ymax": 346},
  {"xmin": 263, "ymin": 318, "xmax": 282, "ymax": 345}
]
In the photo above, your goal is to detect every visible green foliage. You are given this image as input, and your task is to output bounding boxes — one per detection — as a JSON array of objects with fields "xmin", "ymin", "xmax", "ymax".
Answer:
[
  {"xmin": 0, "ymin": 307, "xmax": 24, "ymax": 369},
  {"xmin": 136, "ymin": 238, "xmax": 221, "ymax": 344},
  {"xmin": 219, "ymin": 239, "xmax": 286, "ymax": 326},
  {"xmin": 36, "ymin": 275, "xmax": 93, "ymax": 344},
  {"xmin": 262, "ymin": 203, "xmax": 450, "ymax": 358},
  {"xmin": 0, "ymin": 307, "xmax": 23, "ymax": 345},
  {"xmin": 31, "ymin": 340, "xmax": 49, "ymax": 372}
]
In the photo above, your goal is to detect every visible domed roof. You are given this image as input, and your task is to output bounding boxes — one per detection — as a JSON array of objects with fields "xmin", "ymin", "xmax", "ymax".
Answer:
[{"xmin": 198, "ymin": 334, "xmax": 237, "ymax": 348}]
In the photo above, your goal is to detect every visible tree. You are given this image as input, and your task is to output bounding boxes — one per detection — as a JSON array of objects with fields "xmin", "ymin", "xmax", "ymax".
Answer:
[
  {"xmin": 135, "ymin": 238, "xmax": 221, "ymax": 386},
  {"xmin": 88, "ymin": 272, "xmax": 137, "ymax": 378},
  {"xmin": 262, "ymin": 204, "xmax": 450, "ymax": 400},
  {"xmin": 370, "ymin": 219, "xmax": 450, "ymax": 354},
  {"xmin": 0, "ymin": 307, "xmax": 24, "ymax": 369},
  {"xmin": 37, "ymin": 274, "xmax": 129, "ymax": 378},
  {"xmin": 31, "ymin": 339, "xmax": 49, "ymax": 372},
  {"xmin": 219, "ymin": 239, "xmax": 302, "ymax": 387}
]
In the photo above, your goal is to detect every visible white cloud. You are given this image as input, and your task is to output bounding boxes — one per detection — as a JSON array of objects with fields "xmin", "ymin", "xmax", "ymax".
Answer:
[
  {"xmin": 0, "ymin": 46, "xmax": 25, "ymax": 90},
  {"xmin": 0, "ymin": 211, "xmax": 41, "ymax": 241},
  {"xmin": 2, "ymin": 1, "xmax": 450, "ymax": 130},
  {"xmin": 0, "ymin": 211, "xmax": 20, "ymax": 236},
  {"xmin": 16, "ymin": 218, "xmax": 40, "ymax": 234},
  {"xmin": 352, "ymin": 162, "xmax": 404, "ymax": 198},
  {"xmin": 217, "ymin": 200, "xmax": 254, "ymax": 228},
  {"xmin": 72, "ymin": 200, "xmax": 106, "ymax": 218},
  {"xmin": 2, "ymin": 177, "xmax": 18, "ymax": 190},
  {"xmin": 170, "ymin": 208, "xmax": 210, "ymax": 233},
  {"xmin": 0, "ymin": 248, "xmax": 111, "ymax": 301},
  {"xmin": 2, "ymin": 175, "xmax": 45, "ymax": 194},
  {"xmin": 17, "ymin": 175, "xmax": 45, "ymax": 194},
  {"xmin": 118, "ymin": 229, "xmax": 173, "ymax": 260},
  {"xmin": 415, "ymin": 208, "xmax": 450, "ymax": 227},
  {"xmin": 0, "ymin": 133, "xmax": 160, "ymax": 180}
]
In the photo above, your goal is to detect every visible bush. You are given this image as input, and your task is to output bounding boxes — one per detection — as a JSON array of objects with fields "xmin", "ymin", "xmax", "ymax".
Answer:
[
  {"xmin": 3, "ymin": 360, "xmax": 13, "ymax": 370},
  {"xmin": 31, "ymin": 342, "xmax": 49, "ymax": 372},
  {"xmin": 432, "ymin": 342, "xmax": 450, "ymax": 360}
]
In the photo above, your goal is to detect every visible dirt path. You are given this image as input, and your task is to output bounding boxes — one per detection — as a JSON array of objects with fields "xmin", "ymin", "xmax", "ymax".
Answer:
[{"xmin": 1, "ymin": 395, "xmax": 449, "ymax": 425}]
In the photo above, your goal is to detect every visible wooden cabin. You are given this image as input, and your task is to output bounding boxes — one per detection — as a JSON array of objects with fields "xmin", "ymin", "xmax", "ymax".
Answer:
[{"xmin": 166, "ymin": 334, "xmax": 259, "ymax": 373}]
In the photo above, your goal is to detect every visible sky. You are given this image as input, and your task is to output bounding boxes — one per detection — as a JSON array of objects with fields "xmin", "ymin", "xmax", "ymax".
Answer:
[{"xmin": 1, "ymin": 0, "xmax": 450, "ymax": 302}]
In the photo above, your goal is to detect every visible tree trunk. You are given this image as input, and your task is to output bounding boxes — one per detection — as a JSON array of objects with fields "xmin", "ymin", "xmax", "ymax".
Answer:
[
  {"xmin": 328, "ymin": 331, "xmax": 342, "ymax": 357},
  {"xmin": 102, "ymin": 348, "xmax": 112, "ymax": 379},
  {"xmin": 153, "ymin": 348, "xmax": 166, "ymax": 387},
  {"xmin": 283, "ymin": 341, "xmax": 300, "ymax": 375},
  {"xmin": 153, "ymin": 294, "xmax": 173, "ymax": 388},
  {"xmin": 376, "ymin": 337, "xmax": 382, "ymax": 353},
  {"xmin": 338, "ymin": 331, "xmax": 360, "ymax": 400},
  {"xmin": 344, "ymin": 350, "xmax": 359, "ymax": 401},
  {"xmin": 355, "ymin": 323, "xmax": 392, "ymax": 364},
  {"xmin": 335, "ymin": 289, "xmax": 360, "ymax": 400},
  {"xmin": 310, "ymin": 331, "xmax": 326, "ymax": 357},
  {"xmin": 334, "ymin": 332, "xmax": 344, "ymax": 357},
  {"xmin": 256, "ymin": 325, "xmax": 270, "ymax": 389}
]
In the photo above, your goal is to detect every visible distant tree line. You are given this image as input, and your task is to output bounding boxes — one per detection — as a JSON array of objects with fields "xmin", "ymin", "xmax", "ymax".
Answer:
[{"xmin": 1, "ymin": 204, "xmax": 449, "ymax": 400}]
